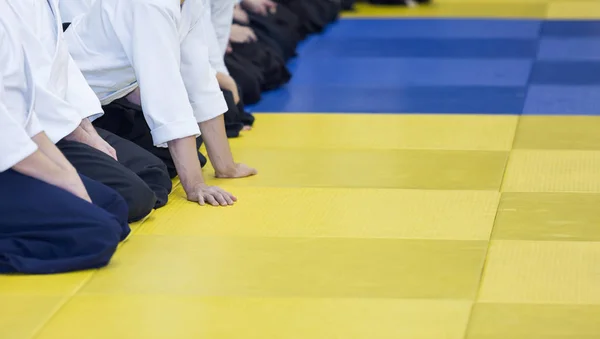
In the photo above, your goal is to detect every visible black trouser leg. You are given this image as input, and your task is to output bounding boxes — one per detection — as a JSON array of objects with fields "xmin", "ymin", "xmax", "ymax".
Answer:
[
  {"xmin": 57, "ymin": 137, "xmax": 157, "ymax": 222},
  {"xmin": 95, "ymin": 100, "xmax": 208, "ymax": 179},
  {"xmin": 95, "ymin": 128, "xmax": 172, "ymax": 208}
]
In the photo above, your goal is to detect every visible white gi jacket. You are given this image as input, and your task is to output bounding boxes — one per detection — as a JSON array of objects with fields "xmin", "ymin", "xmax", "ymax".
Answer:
[
  {"xmin": 5, "ymin": 0, "xmax": 103, "ymax": 144},
  {"xmin": 64, "ymin": 0, "xmax": 228, "ymax": 147},
  {"xmin": 0, "ymin": 3, "xmax": 44, "ymax": 172},
  {"xmin": 59, "ymin": 0, "xmax": 230, "ymax": 74},
  {"xmin": 58, "ymin": 0, "xmax": 93, "ymax": 22},
  {"xmin": 202, "ymin": 0, "xmax": 230, "ymax": 74},
  {"xmin": 209, "ymin": 0, "xmax": 234, "ymax": 55}
]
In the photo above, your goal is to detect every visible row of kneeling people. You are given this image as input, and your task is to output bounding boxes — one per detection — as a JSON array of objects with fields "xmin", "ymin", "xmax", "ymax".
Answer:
[{"xmin": 0, "ymin": 0, "xmax": 351, "ymax": 274}]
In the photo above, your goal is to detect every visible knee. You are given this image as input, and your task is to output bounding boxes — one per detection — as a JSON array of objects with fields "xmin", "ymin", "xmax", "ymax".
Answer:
[
  {"xmin": 140, "ymin": 155, "xmax": 172, "ymax": 209},
  {"xmin": 96, "ymin": 186, "xmax": 132, "ymax": 240},
  {"xmin": 124, "ymin": 179, "xmax": 157, "ymax": 223},
  {"xmin": 80, "ymin": 214, "xmax": 128, "ymax": 270},
  {"xmin": 90, "ymin": 172, "xmax": 154, "ymax": 224}
]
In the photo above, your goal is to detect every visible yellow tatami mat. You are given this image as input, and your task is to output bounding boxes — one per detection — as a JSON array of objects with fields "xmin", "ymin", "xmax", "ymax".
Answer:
[
  {"xmin": 2, "ymin": 112, "xmax": 600, "ymax": 338},
  {"xmin": 344, "ymin": 0, "xmax": 600, "ymax": 19}
]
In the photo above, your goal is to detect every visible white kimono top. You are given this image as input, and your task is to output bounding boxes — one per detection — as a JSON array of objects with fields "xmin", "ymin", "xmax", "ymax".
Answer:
[
  {"xmin": 209, "ymin": 0, "xmax": 235, "ymax": 55},
  {"xmin": 0, "ymin": 2, "xmax": 45, "ymax": 172},
  {"xmin": 58, "ymin": 0, "xmax": 93, "ymax": 22},
  {"xmin": 202, "ymin": 0, "xmax": 230, "ymax": 74},
  {"xmin": 59, "ymin": 0, "xmax": 232, "ymax": 73},
  {"xmin": 64, "ymin": 0, "xmax": 228, "ymax": 147},
  {"xmin": 4, "ymin": 0, "xmax": 103, "ymax": 144}
]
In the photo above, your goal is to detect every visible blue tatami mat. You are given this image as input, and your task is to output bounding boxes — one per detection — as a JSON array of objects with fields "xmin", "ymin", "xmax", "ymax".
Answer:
[
  {"xmin": 538, "ymin": 38, "xmax": 600, "ymax": 61},
  {"xmin": 524, "ymin": 85, "xmax": 600, "ymax": 115},
  {"xmin": 320, "ymin": 19, "xmax": 542, "ymax": 39},
  {"xmin": 249, "ymin": 18, "xmax": 600, "ymax": 115},
  {"xmin": 253, "ymin": 86, "xmax": 526, "ymax": 114},
  {"xmin": 541, "ymin": 20, "xmax": 600, "ymax": 37},
  {"xmin": 299, "ymin": 38, "xmax": 538, "ymax": 59},
  {"xmin": 291, "ymin": 58, "xmax": 532, "ymax": 87}
]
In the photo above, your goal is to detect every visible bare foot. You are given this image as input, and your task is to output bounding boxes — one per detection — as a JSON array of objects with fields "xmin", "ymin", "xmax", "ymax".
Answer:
[{"xmin": 242, "ymin": 125, "xmax": 252, "ymax": 131}]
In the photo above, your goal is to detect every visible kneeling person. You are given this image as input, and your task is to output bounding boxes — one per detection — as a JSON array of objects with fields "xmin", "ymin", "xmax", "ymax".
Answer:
[
  {"xmin": 64, "ymin": 0, "xmax": 256, "ymax": 206},
  {"xmin": 5, "ymin": 0, "xmax": 172, "ymax": 221},
  {"xmin": 0, "ymin": 12, "xmax": 129, "ymax": 274}
]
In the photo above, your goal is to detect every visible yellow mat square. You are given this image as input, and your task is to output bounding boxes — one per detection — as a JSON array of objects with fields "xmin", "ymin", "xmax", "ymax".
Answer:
[
  {"xmin": 437, "ymin": 0, "xmax": 552, "ymax": 3},
  {"xmin": 478, "ymin": 240, "xmax": 600, "ymax": 304},
  {"xmin": 345, "ymin": 3, "xmax": 547, "ymax": 18},
  {"xmin": 36, "ymin": 296, "xmax": 471, "ymax": 339},
  {"xmin": 80, "ymin": 236, "xmax": 487, "ymax": 299},
  {"xmin": 547, "ymin": 1, "xmax": 600, "ymax": 19},
  {"xmin": 493, "ymin": 192, "xmax": 600, "ymax": 241},
  {"xmin": 232, "ymin": 114, "xmax": 517, "ymax": 151},
  {"xmin": 467, "ymin": 303, "xmax": 600, "ymax": 339},
  {"xmin": 502, "ymin": 150, "xmax": 600, "ymax": 192},
  {"xmin": 203, "ymin": 148, "xmax": 508, "ymax": 190},
  {"xmin": 0, "ymin": 295, "xmax": 65, "ymax": 339},
  {"xmin": 514, "ymin": 116, "xmax": 600, "ymax": 150},
  {"xmin": 138, "ymin": 187, "xmax": 499, "ymax": 241},
  {"xmin": 0, "ymin": 272, "xmax": 92, "ymax": 295}
]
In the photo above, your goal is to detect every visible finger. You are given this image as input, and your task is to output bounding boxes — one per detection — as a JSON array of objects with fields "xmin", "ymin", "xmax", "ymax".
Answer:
[
  {"xmin": 223, "ymin": 192, "xmax": 235, "ymax": 205},
  {"xmin": 214, "ymin": 192, "xmax": 228, "ymax": 206},
  {"xmin": 110, "ymin": 148, "xmax": 119, "ymax": 161},
  {"xmin": 205, "ymin": 195, "xmax": 219, "ymax": 206},
  {"xmin": 215, "ymin": 188, "xmax": 235, "ymax": 204}
]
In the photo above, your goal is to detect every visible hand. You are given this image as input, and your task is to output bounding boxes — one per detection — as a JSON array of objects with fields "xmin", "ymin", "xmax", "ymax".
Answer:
[
  {"xmin": 233, "ymin": 5, "xmax": 250, "ymax": 24},
  {"xmin": 215, "ymin": 163, "xmax": 257, "ymax": 179},
  {"xmin": 65, "ymin": 125, "xmax": 118, "ymax": 161},
  {"xmin": 242, "ymin": 0, "xmax": 277, "ymax": 15},
  {"xmin": 229, "ymin": 24, "xmax": 257, "ymax": 44},
  {"xmin": 187, "ymin": 183, "xmax": 237, "ymax": 206},
  {"xmin": 88, "ymin": 133, "xmax": 118, "ymax": 161},
  {"xmin": 59, "ymin": 171, "xmax": 93, "ymax": 203},
  {"xmin": 226, "ymin": 43, "xmax": 233, "ymax": 54},
  {"xmin": 216, "ymin": 72, "xmax": 240, "ymax": 104}
]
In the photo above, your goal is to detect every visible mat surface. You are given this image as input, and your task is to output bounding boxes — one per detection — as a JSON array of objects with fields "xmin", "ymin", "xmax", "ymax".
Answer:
[{"xmin": 2, "ymin": 1, "xmax": 600, "ymax": 338}]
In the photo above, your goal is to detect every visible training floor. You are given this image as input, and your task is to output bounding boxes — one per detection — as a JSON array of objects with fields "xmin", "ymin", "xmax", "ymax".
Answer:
[{"xmin": 3, "ymin": 1, "xmax": 600, "ymax": 338}]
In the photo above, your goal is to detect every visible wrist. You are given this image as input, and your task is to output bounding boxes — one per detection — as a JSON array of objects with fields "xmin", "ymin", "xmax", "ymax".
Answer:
[{"xmin": 64, "ymin": 127, "xmax": 87, "ymax": 143}]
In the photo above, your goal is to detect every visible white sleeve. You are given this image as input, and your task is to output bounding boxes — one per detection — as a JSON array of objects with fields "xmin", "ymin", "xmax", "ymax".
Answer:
[
  {"xmin": 0, "ymin": 105, "xmax": 39, "ymax": 172},
  {"xmin": 65, "ymin": 53, "xmax": 104, "ymax": 121},
  {"xmin": 0, "ymin": 68, "xmax": 39, "ymax": 173},
  {"xmin": 180, "ymin": 7, "xmax": 228, "ymax": 123},
  {"xmin": 209, "ymin": 0, "xmax": 234, "ymax": 55},
  {"xmin": 202, "ymin": 1, "xmax": 229, "ymax": 74},
  {"xmin": 111, "ymin": 2, "xmax": 200, "ymax": 146}
]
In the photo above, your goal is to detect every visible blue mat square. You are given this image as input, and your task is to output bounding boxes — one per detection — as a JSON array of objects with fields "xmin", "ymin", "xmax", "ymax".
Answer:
[
  {"xmin": 524, "ymin": 85, "xmax": 600, "ymax": 115},
  {"xmin": 300, "ymin": 38, "xmax": 538, "ymax": 59},
  {"xmin": 541, "ymin": 21, "xmax": 600, "ymax": 37},
  {"xmin": 327, "ymin": 19, "xmax": 541, "ymax": 39},
  {"xmin": 537, "ymin": 38, "xmax": 600, "ymax": 61},
  {"xmin": 290, "ymin": 57, "xmax": 532, "ymax": 87},
  {"xmin": 530, "ymin": 61, "xmax": 600, "ymax": 85},
  {"xmin": 249, "ymin": 86, "xmax": 526, "ymax": 114}
]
